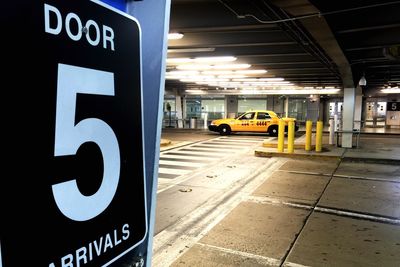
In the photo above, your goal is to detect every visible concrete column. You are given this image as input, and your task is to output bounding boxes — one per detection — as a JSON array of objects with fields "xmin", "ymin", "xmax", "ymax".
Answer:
[
  {"xmin": 267, "ymin": 96, "xmax": 274, "ymax": 110},
  {"xmin": 354, "ymin": 86, "xmax": 362, "ymax": 130},
  {"xmin": 342, "ymin": 87, "xmax": 356, "ymax": 148},
  {"xmin": 225, "ymin": 95, "xmax": 238, "ymax": 118},
  {"xmin": 175, "ymin": 94, "xmax": 183, "ymax": 128},
  {"xmin": 182, "ymin": 97, "xmax": 187, "ymax": 127},
  {"xmin": 270, "ymin": 96, "xmax": 284, "ymax": 116},
  {"xmin": 284, "ymin": 96, "xmax": 289, "ymax": 117},
  {"xmin": 306, "ymin": 95, "xmax": 320, "ymax": 122}
]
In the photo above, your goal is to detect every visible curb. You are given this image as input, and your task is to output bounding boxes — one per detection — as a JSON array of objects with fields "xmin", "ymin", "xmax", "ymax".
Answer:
[{"xmin": 254, "ymin": 150, "xmax": 342, "ymax": 161}]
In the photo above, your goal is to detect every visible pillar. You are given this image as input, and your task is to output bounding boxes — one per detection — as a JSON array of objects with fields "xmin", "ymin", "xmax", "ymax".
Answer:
[
  {"xmin": 354, "ymin": 86, "xmax": 362, "ymax": 130},
  {"xmin": 225, "ymin": 95, "xmax": 238, "ymax": 118},
  {"xmin": 284, "ymin": 96, "xmax": 289, "ymax": 117},
  {"xmin": 306, "ymin": 95, "xmax": 320, "ymax": 122},
  {"xmin": 175, "ymin": 94, "xmax": 183, "ymax": 128},
  {"xmin": 342, "ymin": 88, "xmax": 356, "ymax": 148}
]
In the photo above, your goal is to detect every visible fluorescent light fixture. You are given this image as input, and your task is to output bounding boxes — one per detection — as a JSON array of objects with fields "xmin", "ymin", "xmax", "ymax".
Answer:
[
  {"xmin": 167, "ymin": 56, "xmax": 237, "ymax": 65},
  {"xmin": 232, "ymin": 78, "xmax": 285, "ymax": 82},
  {"xmin": 185, "ymin": 89, "xmax": 206, "ymax": 94},
  {"xmin": 235, "ymin": 69, "xmax": 267, "ymax": 75},
  {"xmin": 177, "ymin": 64, "xmax": 213, "ymax": 70},
  {"xmin": 381, "ymin": 87, "xmax": 400, "ymax": 93},
  {"xmin": 166, "ymin": 58, "xmax": 192, "ymax": 64},
  {"xmin": 202, "ymin": 70, "xmax": 233, "ymax": 75},
  {"xmin": 194, "ymin": 56, "xmax": 237, "ymax": 63},
  {"xmin": 167, "ymin": 70, "xmax": 199, "ymax": 76},
  {"xmin": 177, "ymin": 63, "xmax": 251, "ymax": 70},
  {"xmin": 168, "ymin": 48, "xmax": 215, "ymax": 53},
  {"xmin": 218, "ymin": 74, "xmax": 247, "ymax": 79},
  {"xmin": 168, "ymin": 33, "xmax": 184, "ymax": 40},
  {"xmin": 212, "ymin": 64, "xmax": 251, "ymax": 69}
]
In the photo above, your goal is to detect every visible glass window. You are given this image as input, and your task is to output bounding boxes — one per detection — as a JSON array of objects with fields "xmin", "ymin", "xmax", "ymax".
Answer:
[
  {"xmin": 288, "ymin": 99, "xmax": 306, "ymax": 122},
  {"xmin": 238, "ymin": 99, "xmax": 267, "ymax": 113},
  {"xmin": 257, "ymin": 112, "xmax": 271, "ymax": 120},
  {"xmin": 201, "ymin": 99, "xmax": 225, "ymax": 120},
  {"xmin": 239, "ymin": 112, "xmax": 255, "ymax": 120}
]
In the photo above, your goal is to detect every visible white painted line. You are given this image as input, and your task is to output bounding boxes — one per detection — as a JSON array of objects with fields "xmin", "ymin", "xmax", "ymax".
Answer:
[
  {"xmin": 284, "ymin": 261, "xmax": 311, "ymax": 267},
  {"xmin": 218, "ymin": 138, "xmax": 263, "ymax": 143},
  {"xmin": 333, "ymin": 174, "xmax": 400, "ymax": 183},
  {"xmin": 314, "ymin": 207, "xmax": 400, "ymax": 225},
  {"xmin": 159, "ymin": 160, "xmax": 205, "ymax": 168},
  {"xmin": 196, "ymin": 242, "xmax": 281, "ymax": 266},
  {"xmin": 246, "ymin": 195, "xmax": 313, "ymax": 210},
  {"xmin": 171, "ymin": 150, "xmax": 227, "ymax": 156},
  {"xmin": 152, "ymin": 158, "xmax": 287, "ymax": 266},
  {"xmin": 160, "ymin": 154, "xmax": 217, "ymax": 161},
  {"xmin": 158, "ymin": 168, "xmax": 191, "ymax": 175},
  {"xmin": 182, "ymin": 146, "xmax": 240, "ymax": 152},
  {"xmin": 246, "ymin": 196, "xmax": 400, "ymax": 225},
  {"xmin": 277, "ymin": 169, "xmax": 333, "ymax": 177},
  {"xmin": 157, "ymin": 178, "xmax": 172, "ymax": 184},
  {"xmin": 193, "ymin": 143, "xmax": 248, "ymax": 148}
]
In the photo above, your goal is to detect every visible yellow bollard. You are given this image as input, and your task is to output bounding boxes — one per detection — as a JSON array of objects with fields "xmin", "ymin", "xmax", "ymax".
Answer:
[
  {"xmin": 315, "ymin": 120, "xmax": 323, "ymax": 152},
  {"xmin": 277, "ymin": 119, "xmax": 285, "ymax": 152},
  {"xmin": 305, "ymin": 120, "xmax": 312, "ymax": 151},
  {"xmin": 287, "ymin": 119, "xmax": 295, "ymax": 153}
]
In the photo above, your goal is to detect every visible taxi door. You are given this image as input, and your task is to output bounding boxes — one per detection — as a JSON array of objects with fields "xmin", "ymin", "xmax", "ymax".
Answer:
[
  {"xmin": 253, "ymin": 111, "xmax": 272, "ymax": 132},
  {"xmin": 233, "ymin": 111, "xmax": 256, "ymax": 131}
]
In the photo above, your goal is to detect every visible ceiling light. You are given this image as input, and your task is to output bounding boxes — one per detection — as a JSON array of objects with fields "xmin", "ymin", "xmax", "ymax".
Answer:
[
  {"xmin": 166, "ymin": 58, "xmax": 192, "ymax": 64},
  {"xmin": 168, "ymin": 48, "xmax": 215, "ymax": 53},
  {"xmin": 212, "ymin": 64, "xmax": 251, "ymax": 69},
  {"xmin": 168, "ymin": 33, "xmax": 184, "ymax": 40},
  {"xmin": 176, "ymin": 63, "xmax": 251, "ymax": 70},
  {"xmin": 358, "ymin": 75, "xmax": 367, "ymax": 86},
  {"xmin": 168, "ymin": 70, "xmax": 199, "ymax": 76},
  {"xmin": 235, "ymin": 69, "xmax": 267, "ymax": 75},
  {"xmin": 381, "ymin": 87, "xmax": 400, "ymax": 94},
  {"xmin": 177, "ymin": 64, "xmax": 213, "ymax": 70},
  {"xmin": 232, "ymin": 78, "xmax": 284, "ymax": 82},
  {"xmin": 194, "ymin": 56, "xmax": 237, "ymax": 63}
]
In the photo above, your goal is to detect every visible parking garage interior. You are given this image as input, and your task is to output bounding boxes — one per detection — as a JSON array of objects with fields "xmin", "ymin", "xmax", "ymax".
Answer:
[{"xmin": 163, "ymin": 0, "xmax": 400, "ymax": 141}]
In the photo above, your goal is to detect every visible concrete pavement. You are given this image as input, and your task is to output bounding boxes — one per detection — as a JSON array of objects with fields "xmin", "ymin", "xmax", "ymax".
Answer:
[{"xmin": 165, "ymin": 132, "xmax": 400, "ymax": 266}]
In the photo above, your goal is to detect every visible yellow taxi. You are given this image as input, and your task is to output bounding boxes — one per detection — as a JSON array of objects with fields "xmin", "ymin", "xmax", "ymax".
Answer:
[{"xmin": 208, "ymin": 110, "xmax": 298, "ymax": 136}]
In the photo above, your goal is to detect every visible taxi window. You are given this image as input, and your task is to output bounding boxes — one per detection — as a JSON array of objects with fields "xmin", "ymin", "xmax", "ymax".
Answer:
[
  {"xmin": 257, "ymin": 112, "xmax": 271, "ymax": 120},
  {"xmin": 239, "ymin": 112, "xmax": 255, "ymax": 120}
]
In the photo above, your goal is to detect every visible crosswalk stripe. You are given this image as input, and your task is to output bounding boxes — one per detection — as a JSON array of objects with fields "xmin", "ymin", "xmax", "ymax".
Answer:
[
  {"xmin": 159, "ymin": 160, "xmax": 205, "ymax": 168},
  {"xmin": 205, "ymin": 141, "xmax": 257, "ymax": 146},
  {"xmin": 159, "ymin": 164, "xmax": 196, "ymax": 170},
  {"xmin": 161, "ymin": 153, "xmax": 221, "ymax": 159},
  {"xmin": 191, "ymin": 144, "xmax": 243, "ymax": 150},
  {"xmin": 160, "ymin": 155, "xmax": 213, "ymax": 162},
  {"xmin": 170, "ymin": 150, "xmax": 227, "ymax": 156},
  {"xmin": 217, "ymin": 138, "xmax": 263, "ymax": 143},
  {"xmin": 158, "ymin": 136, "xmax": 263, "ymax": 181},
  {"xmin": 158, "ymin": 167, "xmax": 191, "ymax": 175},
  {"xmin": 179, "ymin": 147, "xmax": 235, "ymax": 153}
]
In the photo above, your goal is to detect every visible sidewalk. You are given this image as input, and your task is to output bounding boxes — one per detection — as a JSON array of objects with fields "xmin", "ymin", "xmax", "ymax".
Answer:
[{"xmin": 168, "ymin": 134, "xmax": 400, "ymax": 266}]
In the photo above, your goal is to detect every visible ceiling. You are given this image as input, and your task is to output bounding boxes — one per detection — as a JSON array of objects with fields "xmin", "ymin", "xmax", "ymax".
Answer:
[{"xmin": 165, "ymin": 0, "xmax": 400, "ymax": 96}]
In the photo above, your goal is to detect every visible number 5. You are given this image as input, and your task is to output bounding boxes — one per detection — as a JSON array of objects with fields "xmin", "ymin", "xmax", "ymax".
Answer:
[{"xmin": 53, "ymin": 63, "xmax": 120, "ymax": 221}]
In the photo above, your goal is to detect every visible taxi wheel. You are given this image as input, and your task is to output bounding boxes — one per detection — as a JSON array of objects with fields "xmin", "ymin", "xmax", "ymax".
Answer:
[
  {"xmin": 268, "ymin": 126, "xmax": 278, "ymax": 136},
  {"xmin": 219, "ymin": 125, "xmax": 231, "ymax": 135}
]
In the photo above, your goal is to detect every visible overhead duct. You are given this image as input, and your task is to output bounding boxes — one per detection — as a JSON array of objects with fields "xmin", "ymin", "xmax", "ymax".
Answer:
[{"xmin": 269, "ymin": 0, "xmax": 354, "ymax": 88}]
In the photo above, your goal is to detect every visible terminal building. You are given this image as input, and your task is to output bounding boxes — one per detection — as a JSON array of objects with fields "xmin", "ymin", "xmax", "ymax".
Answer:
[{"xmin": 162, "ymin": 0, "xmax": 400, "ymax": 147}]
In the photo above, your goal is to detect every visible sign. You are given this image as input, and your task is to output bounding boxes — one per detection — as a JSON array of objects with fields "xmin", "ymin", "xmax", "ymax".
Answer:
[
  {"xmin": 387, "ymin": 102, "xmax": 400, "ymax": 111},
  {"xmin": 1, "ymin": 1, "xmax": 147, "ymax": 266}
]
